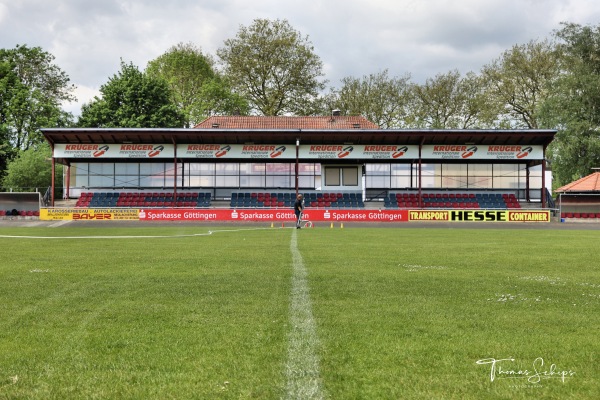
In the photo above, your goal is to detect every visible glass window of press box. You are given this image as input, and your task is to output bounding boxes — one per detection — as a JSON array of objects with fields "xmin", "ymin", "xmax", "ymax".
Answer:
[
  {"xmin": 364, "ymin": 163, "xmax": 542, "ymax": 190},
  {"xmin": 69, "ymin": 162, "xmax": 322, "ymax": 190},
  {"xmin": 69, "ymin": 162, "xmax": 542, "ymax": 192}
]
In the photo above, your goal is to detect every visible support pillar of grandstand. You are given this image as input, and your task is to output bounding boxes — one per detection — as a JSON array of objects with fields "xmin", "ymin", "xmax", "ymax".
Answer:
[
  {"xmin": 65, "ymin": 162, "xmax": 71, "ymax": 200},
  {"xmin": 418, "ymin": 138, "xmax": 424, "ymax": 208},
  {"xmin": 50, "ymin": 147, "xmax": 55, "ymax": 207},
  {"xmin": 541, "ymin": 157, "xmax": 547, "ymax": 208},
  {"xmin": 173, "ymin": 138, "xmax": 178, "ymax": 200},
  {"xmin": 295, "ymin": 138, "xmax": 300, "ymax": 196}
]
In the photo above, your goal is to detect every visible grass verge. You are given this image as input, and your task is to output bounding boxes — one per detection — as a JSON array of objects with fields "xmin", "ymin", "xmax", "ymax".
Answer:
[{"xmin": 0, "ymin": 225, "xmax": 598, "ymax": 399}]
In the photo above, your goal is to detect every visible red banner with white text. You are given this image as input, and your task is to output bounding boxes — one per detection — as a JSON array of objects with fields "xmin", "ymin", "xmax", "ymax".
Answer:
[{"xmin": 138, "ymin": 208, "xmax": 409, "ymax": 222}]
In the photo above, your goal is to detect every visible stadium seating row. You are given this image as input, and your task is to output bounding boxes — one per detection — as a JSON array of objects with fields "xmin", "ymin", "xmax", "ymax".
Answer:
[
  {"xmin": 561, "ymin": 212, "xmax": 600, "ymax": 219},
  {"xmin": 231, "ymin": 192, "xmax": 292, "ymax": 208},
  {"xmin": 75, "ymin": 192, "xmax": 212, "ymax": 208},
  {"xmin": 230, "ymin": 192, "xmax": 365, "ymax": 208},
  {"xmin": 384, "ymin": 192, "xmax": 521, "ymax": 209},
  {"xmin": 0, "ymin": 209, "xmax": 40, "ymax": 217}
]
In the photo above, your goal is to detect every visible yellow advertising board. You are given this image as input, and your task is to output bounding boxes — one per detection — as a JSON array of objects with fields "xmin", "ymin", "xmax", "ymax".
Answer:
[
  {"xmin": 40, "ymin": 208, "xmax": 139, "ymax": 221},
  {"xmin": 409, "ymin": 210, "xmax": 551, "ymax": 222}
]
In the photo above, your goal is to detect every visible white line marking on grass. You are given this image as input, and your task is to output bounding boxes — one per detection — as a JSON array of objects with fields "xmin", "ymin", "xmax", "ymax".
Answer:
[
  {"xmin": 0, "ymin": 227, "xmax": 275, "ymax": 239},
  {"xmin": 285, "ymin": 228, "xmax": 325, "ymax": 400}
]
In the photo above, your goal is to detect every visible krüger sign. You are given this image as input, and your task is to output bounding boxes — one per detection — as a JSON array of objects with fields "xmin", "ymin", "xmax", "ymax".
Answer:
[{"xmin": 54, "ymin": 144, "xmax": 175, "ymax": 158}]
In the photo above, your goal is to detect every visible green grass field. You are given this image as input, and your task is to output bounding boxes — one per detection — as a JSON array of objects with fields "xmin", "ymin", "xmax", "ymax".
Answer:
[{"xmin": 0, "ymin": 224, "xmax": 598, "ymax": 399}]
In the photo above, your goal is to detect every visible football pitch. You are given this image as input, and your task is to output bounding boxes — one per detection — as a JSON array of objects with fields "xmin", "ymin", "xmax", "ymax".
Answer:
[{"xmin": 0, "ymin": 224, "xmax": 598, "ymax": 399}]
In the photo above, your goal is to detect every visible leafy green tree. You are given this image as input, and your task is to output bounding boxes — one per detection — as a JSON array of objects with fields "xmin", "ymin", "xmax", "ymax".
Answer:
[
  {"xmin": 194, "ymin": 78, "xmax": 249, "ymax": 119},
  {"xmin": 410, "ymin": 70, "xmax": 493, "ymax": 129},
  {"xmin": 217, "ymin": 18, "xmax": 326, "ymax": 116},
  {"xmin": 539, "ymin": 23, "xmax": 600, "ymax": 186},
  {"xmin": 326, "ymin": 70, "xmax": 413, "ymax": 128},
  {"xmin": 0, "ymin": 141, "xmax": 12, "ymax": 174},
  {"xmin": 0, "ymin": 45, "xmax": 74, "ymax": 151},
  {"xmin": 146, "ymin": 43, "xmax": 248, "ymax": 127},
  {"xmin": 482, "ymin": 40, "xmax": 559, "ymax": 129},
  {"xmin": 1, "ymin": 143, "xmax": 61, "ymax": 192},
  {"xmin": 78, "ymin": 61, "xmax": 185, "ymax": 128}
]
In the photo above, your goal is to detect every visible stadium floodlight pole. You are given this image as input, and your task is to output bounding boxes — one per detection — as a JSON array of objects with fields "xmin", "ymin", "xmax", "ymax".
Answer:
[{"xmin": 295, "ymin": 138, "xmax": 300, "ymax": 196}]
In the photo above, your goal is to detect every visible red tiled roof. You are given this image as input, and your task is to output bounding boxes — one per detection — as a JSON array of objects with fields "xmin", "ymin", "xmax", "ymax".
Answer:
[
  {"xmin": 194, "ymin": 116, "xmax": 380, "ymax": 130},
  {"xmin": 555, "ymin": 172, "xmax": 600, "ymax": 193}
]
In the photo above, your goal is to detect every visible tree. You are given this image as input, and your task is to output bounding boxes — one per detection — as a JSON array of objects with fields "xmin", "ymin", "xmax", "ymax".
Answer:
[
  {"xmin": 78, "ymin": 61, "xmax": 185, "ymax": 128},
  {"xmin": 0, "ymin": 45, "xmax": 74, "ymax": 151},
  {"xmin": 194, "ymin": 78, "xmax": 249, "ymax": 119},
  {"xmin": 326, "ymin": 70, "xmax": 413, "ymax": 129},
  {"xmin": 0, "ymin": 60, "xmax": 18, "ymax": 170},
  {"xmin": 0, "ymin": 141, "xmax": 12, "ymax": 174},
  {"xmin": 1, "ymin": 143, "xmax": 61, "ymax": 192},
  {"xmin": 217, "ymin": 18, "xmax": 326, "ymax": 116},
  {"xmin": 410, "ymin": 70, "xmax": 493, "ymax": 129},
  {"xmin": 539, "ymin": 23, "xmax": 600, "ymax": 186},
  {"xmin": 146, "ymin": 43, "xmax": 248, "ymax": 127},
  {"xmin": 481, "ymin": 40, "xmax": 559, "ymax": 129}
]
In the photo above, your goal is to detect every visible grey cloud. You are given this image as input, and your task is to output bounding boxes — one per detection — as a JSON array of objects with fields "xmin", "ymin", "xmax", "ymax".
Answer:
[{"xmin": 2, "ymin": 0, "xmax": 600, "ymax": 114}]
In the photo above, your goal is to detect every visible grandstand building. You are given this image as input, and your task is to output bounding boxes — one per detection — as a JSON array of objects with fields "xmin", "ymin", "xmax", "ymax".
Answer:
[{"xmin": 41, "ymin": 115, "xmax": 556, "ymax": 214}]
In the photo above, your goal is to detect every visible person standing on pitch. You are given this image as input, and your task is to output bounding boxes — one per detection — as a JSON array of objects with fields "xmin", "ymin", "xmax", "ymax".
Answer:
[{"xmin": 294, "ymin": 194, "xmax": 304, "ymax": 229}]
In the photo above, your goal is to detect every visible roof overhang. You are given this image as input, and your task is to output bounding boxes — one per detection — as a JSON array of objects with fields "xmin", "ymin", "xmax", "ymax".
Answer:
[{"xmin": 42, "ymin": 127, "xmax": 557, "ymax": 146}]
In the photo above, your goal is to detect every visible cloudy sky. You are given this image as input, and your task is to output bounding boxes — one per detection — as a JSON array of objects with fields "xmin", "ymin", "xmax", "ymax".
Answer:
[{"xmin": 1, "ymin": 0, "xmax": 600, "ymax": 116}]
